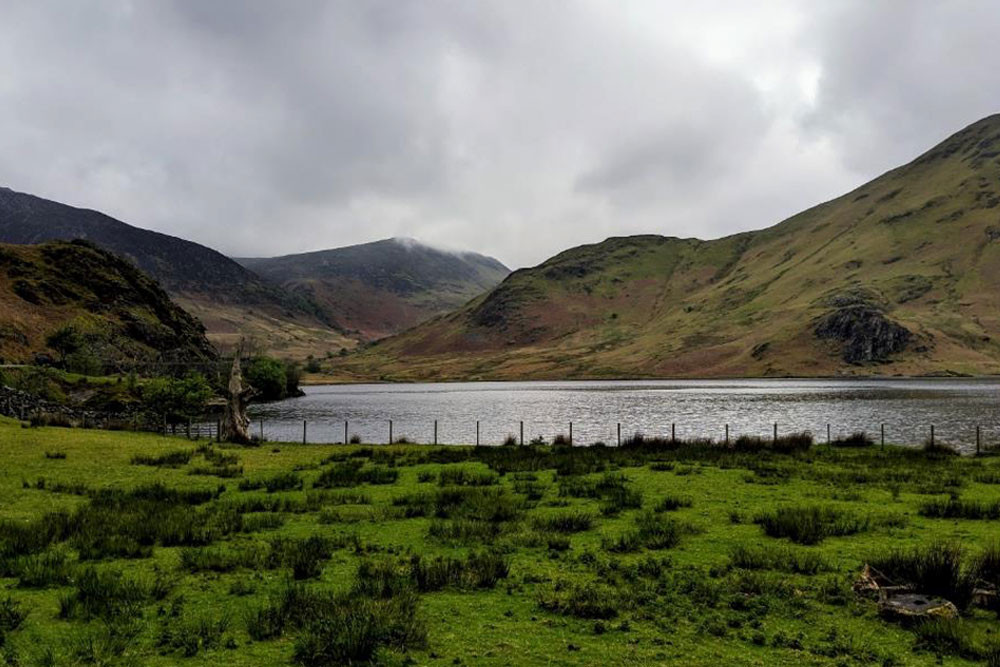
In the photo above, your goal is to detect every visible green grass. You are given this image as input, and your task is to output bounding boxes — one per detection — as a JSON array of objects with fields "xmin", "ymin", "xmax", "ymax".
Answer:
[{"xmin": 3, "ymin": 417, "xmax": 1000, "ymax": 665}]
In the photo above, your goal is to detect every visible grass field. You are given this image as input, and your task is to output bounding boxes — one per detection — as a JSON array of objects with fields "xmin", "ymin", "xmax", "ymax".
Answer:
[{"xmin": 1, "ymin": 417, "xmax": 999, "ymax": 665}]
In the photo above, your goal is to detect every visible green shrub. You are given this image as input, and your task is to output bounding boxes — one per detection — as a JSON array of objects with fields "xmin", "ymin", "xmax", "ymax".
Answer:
[{"xmin": 245, "ymin": 357, "xmax": 288, "ymax": 401}]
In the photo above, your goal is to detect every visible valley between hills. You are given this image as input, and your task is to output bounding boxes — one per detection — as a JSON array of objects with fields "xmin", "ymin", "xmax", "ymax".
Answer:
[{"xmin": 3, "ymin": 115, "xmax": 1000, "ymax": 381}]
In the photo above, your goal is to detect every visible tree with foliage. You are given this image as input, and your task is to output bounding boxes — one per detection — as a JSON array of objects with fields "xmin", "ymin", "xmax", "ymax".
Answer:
[
  {"xmin": 245, "ymin": 357, "xmax": 288, "ymax": 401},
  {"xmin": 285, "ymin": 360, "xmax": 303, "ymax": 397},
  {"xmin": 45, "ymin": 325, "xmax": 84, "ymax": 363},
  {"xmin": 142, "ymin": 372, "xmax": 213, "ymax": 423}
]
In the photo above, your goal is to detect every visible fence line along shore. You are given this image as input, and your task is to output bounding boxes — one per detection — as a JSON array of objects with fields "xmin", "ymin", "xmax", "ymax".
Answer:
[{"xmin": 73, "ymin": 416, "xmax": 999, "ymax": 456}]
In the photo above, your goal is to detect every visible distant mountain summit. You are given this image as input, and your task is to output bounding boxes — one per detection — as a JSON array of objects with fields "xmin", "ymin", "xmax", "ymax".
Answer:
[
  {"xmin": 238, "ymin": 238, "xmax": 510, "ymax": 339},
  {"xmin": 334, "ymin": 114, "xmax": 1000, "ymax": 380}
]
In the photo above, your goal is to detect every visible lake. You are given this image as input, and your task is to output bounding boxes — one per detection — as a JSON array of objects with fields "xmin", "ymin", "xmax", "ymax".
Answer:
[{"xmin": 246, "ymin": 378, "xmax": 1000, "ymax": 453}]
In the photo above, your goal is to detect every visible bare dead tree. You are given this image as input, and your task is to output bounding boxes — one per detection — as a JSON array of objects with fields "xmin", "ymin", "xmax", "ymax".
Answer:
[{"xmin": 221, "ymin": 345, "xmax": 256, "ymax": 444}]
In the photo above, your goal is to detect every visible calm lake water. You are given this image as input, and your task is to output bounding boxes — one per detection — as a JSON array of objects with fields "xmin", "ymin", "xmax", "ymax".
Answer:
[{"xmin": 246, "ymin": 379, "xmax": 1000, "ymax": 453}]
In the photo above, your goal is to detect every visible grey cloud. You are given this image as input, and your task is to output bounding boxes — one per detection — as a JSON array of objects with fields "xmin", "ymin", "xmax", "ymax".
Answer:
[{"xmin": 0, "ymin": 1, "xmax": 998, "ymax": 269}]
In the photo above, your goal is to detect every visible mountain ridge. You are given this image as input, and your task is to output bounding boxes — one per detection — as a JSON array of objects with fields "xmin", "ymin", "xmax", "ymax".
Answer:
[{"xmin": 328, "ymin": 114, "xmax": 1000, "ymax": 380}]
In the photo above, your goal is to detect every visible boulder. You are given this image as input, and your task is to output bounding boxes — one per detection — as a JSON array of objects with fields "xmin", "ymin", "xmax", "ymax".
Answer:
[{"xmin": 878, "ymin": 593, "xmax": 959, "ymax": 622}]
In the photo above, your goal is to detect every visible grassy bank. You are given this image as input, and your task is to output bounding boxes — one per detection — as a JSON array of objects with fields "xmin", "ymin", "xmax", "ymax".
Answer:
[{"xmin": 1, "ymin": 418, "xmax": 999, "ymax": 665}]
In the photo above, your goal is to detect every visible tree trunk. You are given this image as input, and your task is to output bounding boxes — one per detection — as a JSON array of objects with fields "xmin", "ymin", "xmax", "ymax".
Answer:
[{"xmin": 221, "ymin": 351, "xmax": 255, "ymax": 444}]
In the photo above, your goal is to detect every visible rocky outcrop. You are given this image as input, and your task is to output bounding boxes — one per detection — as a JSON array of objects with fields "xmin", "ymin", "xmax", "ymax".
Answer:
[{"xmin": 815, "ymin": 304, "xmax": 911, "ymax": 364}]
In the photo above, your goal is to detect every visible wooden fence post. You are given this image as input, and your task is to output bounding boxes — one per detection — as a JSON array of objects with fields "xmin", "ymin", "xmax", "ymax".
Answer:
[
  {"xmin": 881, "ymin": 424, "xmax": 885, "ymax": 449},
  {"xmin": 827, "ymin": 424, "xmax": 831, "ymax": 444},
  {"xmin": 344, "ymin": 420, "xmax": 348, "ymax": 445},
  {"xmin": 773, "ymin": 423, "xmax": 778, "ymax": 443},
  {"xmin": 476, "ymin": 420, "xmax": 480, "ymax": 446},
  {"xmin": 569, "ymin": 422, "xmax": 573, "ymax": 445},
  {"xmin": 725, "ymin": 424, "xmax": 729, "ymax": 445},
  {"xmin": 671, "ymin": 423, "xmax": 676, "ymax": 444},
  {"xmin": 977, "ymin": 426, "xmax": 981, "ymax": 455},
  {"xmin": 520, "ymin": 421, "xmax": 524, "ymax": 446},
  {"xmin": 931, "ymin": 424, "xmax": 935, "ymax": 446},
  {"xmin": 303, "ymin": 420, "xmax": 307, "ymax": 445},
  {"xmin": 617, "ymin": 423, "xmax": 621, "ymax": 447},
  {"xmin": 389, "ymin": 420, "xmax": 393, "ymax": 445},
  {"xmin": 434, "ymin": 420, "xmax": 438, "ymax": 445}
]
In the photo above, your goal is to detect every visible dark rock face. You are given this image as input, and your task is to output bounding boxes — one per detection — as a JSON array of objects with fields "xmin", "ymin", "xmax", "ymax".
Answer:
[{"xmin": 815, "ymin": 306, "xmax": 911, "ymax": 364}]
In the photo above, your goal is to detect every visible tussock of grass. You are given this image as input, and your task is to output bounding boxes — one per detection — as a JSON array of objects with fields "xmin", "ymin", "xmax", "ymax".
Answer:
[
  {"xmin": 238, "ymin": 471, "xmax": 303, "ymax": 493},
  {"xmin": 0, "ymin": 596, "xmax": 27, "ymax": 632},
  {"xmin": 246, "ymin": 576, "xmax": 427, "ymax": 665},
  {"xmin": 314, "ymin": 460, "xmax": 398, "ymax": 488},
  {"xmin": 0, "ymin": 548, "xmax": 73, "ymax": 588},
  {"xmin": 558, "ymin": 473, "xmax": 642, "ymax": 516},
  {"xmin": 131, "ymin": 449, "xmax": 193, "ymax": 467},
  {"xmin": 59, "ymin": 567, "xmax": 166, "ymax": 621},
  {"xmin": 868, "ymin": 541, "xmax": 978, "ymax": 610},
  {"xmin": 538, "ymin": 581, "xmax": 620, "ymax": 619},
  {"xmin": 533, "ymin": 511, "xmax": 595, "ymax": 534},
  {"xmin": 919, "ymin": 496, "xmax": 1000, "ymax": 519},
  {"xmin": 654, "ymin": 495, "xmax": 693, "ymax": 512},
  {"xmin": 156, "ymin": 612, "xmax": 231, "ymax": 657},
  {"xmin": 728, "ymin": 544, "xmax": 828, "ymax": 575},
  {"xmin": 437, "ymin": 466, "xmax": 499, "ymax": 487},
  {"xmin": 429, "ymin": 519, "xmax": 503, "ymax": 544},
  {"xmin": 188, "ymin": 464, "xmax": 243, "ymax": 478},
  {"xmin": 757, "ymin": 505, "xmax": 869, "ymax": 545}
]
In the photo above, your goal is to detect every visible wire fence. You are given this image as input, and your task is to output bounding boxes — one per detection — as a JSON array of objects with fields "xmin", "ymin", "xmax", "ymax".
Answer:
[{"xmin": 180, "ymin": 417, "xmax": 999, "ymax": 455}]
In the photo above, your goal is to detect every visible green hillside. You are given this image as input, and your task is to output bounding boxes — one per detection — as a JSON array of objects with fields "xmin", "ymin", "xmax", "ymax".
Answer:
[
  {"xmin": 0, "ymin": 240, "xmax": 216, "ymax": 367},
  {"xmin": 332, "ymin": 115, "xmax": 1000, "ymax": 380}
]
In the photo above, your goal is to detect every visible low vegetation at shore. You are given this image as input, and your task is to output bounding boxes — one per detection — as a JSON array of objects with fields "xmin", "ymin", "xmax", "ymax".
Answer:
[{"xmin": 2, "ymin": 418, "xmax": 1000, "ymax": 665}]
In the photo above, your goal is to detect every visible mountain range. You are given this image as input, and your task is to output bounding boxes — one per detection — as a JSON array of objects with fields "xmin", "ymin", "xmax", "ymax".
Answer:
[
  {"xmin": 329, "ymin": 114, "xmax": 1000, "ymax": 380},
  {"xmin": 0, "ymin": 188, "xmax": 508, "ymax": 358},
  {"xmin": 4, "ymin": 115, "xmax": 1000, "ymax": 379}
]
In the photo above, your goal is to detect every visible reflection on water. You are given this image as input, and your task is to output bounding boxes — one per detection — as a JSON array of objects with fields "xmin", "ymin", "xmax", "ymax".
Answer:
[{"xmin": 246, "ymin": 379, "xmax": 1000, "ymax": 453}]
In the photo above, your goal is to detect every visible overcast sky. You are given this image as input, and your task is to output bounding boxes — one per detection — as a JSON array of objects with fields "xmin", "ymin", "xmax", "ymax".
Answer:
[{"xmin": 2, "ymin": 1, "xmax": 999, "ymax": 269}]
